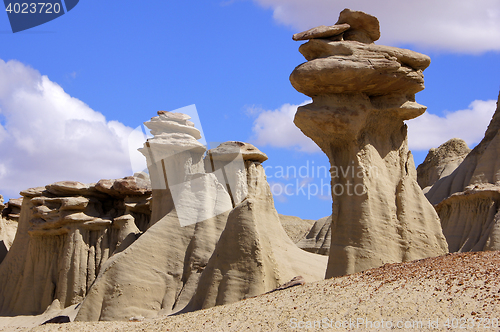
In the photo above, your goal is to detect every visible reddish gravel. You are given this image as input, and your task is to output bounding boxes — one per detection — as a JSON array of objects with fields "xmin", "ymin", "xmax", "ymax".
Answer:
[{"xmin": 7, "ymin": 251, "xmax": 500, "ymax": 332}]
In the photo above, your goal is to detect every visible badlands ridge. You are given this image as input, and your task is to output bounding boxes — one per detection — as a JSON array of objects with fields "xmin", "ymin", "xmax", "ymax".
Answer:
[{"xmin": 1, "ymin": 8, "xmax": 500, "ymax": 331}]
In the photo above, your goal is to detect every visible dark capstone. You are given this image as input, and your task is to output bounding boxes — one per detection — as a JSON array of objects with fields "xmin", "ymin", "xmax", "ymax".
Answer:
[{"xmin": 42, "ymin": 315, "xmax": 71, "ymax": 325}]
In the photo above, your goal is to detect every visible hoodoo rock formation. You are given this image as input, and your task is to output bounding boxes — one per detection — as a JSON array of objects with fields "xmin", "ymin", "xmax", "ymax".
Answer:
[
  {"xmin": 290, "ymin": 9, "xmax": 448, "ymax": 278},
  {"xmin": 75, "ymin": 111, "xmax": 233, "ymax": 320},
  {"xmin": 205, "ymin": 141, "xmax": 268, "ymax": 208},
  {"xmin": 425, "ymin": 92, "xmax": 500, "ymax": 252},
  {"xmin": 183, "ymin": 158, "xmax": 327, "ymax": 311},
  {"xmin": 74, "ymin": 114, "xmax": 327, "ymax": 320},
  {"xmin": 1, "ymin": 197, "xmax": 22, "ymax": 222},
  {"xmin": 0, "ymin": 176, "xmax": 151, "ymax": 316},
  {"xmin": 426, "ymin": 93, "xmax": 500, "ymax": 205},
  {"xmin": 417, "ymin": 138, "xmax": 471, "ymax": 192},
  {"xmin": 0, "ymin": 109, "xmax": 328, "ymax": 322}
]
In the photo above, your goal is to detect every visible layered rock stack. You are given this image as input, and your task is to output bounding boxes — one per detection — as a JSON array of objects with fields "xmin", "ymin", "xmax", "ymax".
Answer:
[
  {"xmin": 425, "ymin": 92, "xmax": 500, "ymax": 252},
  {"xmin": 138, "ymin": 111, "xmax": 219, "ymax": 227},
  {"xmin": 297, "ymin": 215, "xmax": 332, "ymax": 255},
  {"xmin": 0, "ymin": 196, "xmax": 19, "ymax": 263},
  {"xmin": 0, "ymin": 176, "xmax": 151, "ymax": 316},
  {"xmin": 290, "ymin": 9, "xmax": 448, "ymax": 278},
  {"xmin": 1, "ymin": 197, "xmax": 22, "ymax": 222}
]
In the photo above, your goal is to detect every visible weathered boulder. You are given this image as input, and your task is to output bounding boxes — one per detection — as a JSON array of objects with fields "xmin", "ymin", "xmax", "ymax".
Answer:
[
  {"xmin": 206, "ymin": 141, "xmax": 268, "ymax": 163},
  {"xmin": 0, "ymin": 175, "xmax": 151, "ymax": 316},
  {"xmin": 1, "ymin": 197, "xmax": 22, "ymax": 222},
  {"xmin": 291, "ymin": 40, "xmax": 430, "ymax": 98},
  {"xmin": 293, "ymin": 23, "xmax": 350, "ymax": 41},
  {"xmin": 290, "ymin": 9, "xmax": 448, "ymax": 278},
  {"xmin": 417, "ymin": 138, "xmax": 470, "ymax": 191},
  {"xmin": 336, "ymin": 9, "xmax": 380, "ymax": 43}
]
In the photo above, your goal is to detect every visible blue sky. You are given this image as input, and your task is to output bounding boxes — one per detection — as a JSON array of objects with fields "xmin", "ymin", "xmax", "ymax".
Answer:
[{"xmin": 0, "ymin": 1, "xmax": 499, "ymax": 220}]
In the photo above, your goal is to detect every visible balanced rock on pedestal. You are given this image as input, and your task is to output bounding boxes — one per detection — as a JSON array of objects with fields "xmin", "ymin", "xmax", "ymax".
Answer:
[
  {"xmin": 205, "ymin": 141, "xmax": 268, "ymax": 208},
  {"xmin": 290, "ymin": 9, "xmax": 448, "ymax": 278}
]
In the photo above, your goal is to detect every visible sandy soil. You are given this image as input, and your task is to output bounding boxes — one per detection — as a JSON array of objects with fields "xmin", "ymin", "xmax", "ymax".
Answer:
[{"xmin": 2, "ymin": 251, "xmax": 500, "ymax": 331}]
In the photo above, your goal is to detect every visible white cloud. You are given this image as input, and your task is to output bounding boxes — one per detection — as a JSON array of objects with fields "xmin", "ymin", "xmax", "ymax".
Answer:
[
  {"xmin": 0, "ymin": 59, "xmax": 141, "ymax": 199},
  {"xmin": 251, "ymin": 98, "xmax": 497, "ymax": 154},
  {"xmin": 253, "ymin": 0, "xmax": 500, "ymax": 53},
  {"xmin": 250, "ymin": 101, "xmax": 320, "ymax": 153},
  {"xmin": 407, "ymin": 99, "xmax": 497, "ymax": 150}
]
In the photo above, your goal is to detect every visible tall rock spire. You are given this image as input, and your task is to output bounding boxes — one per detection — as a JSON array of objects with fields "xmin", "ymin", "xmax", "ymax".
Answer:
[{"xmin": 290, "ymin": 9, "xmax": 448, "ymax": 278}]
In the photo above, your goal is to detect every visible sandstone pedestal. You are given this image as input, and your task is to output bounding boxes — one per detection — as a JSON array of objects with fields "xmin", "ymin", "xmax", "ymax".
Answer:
[{"xmin": 291, "ymin": 9, "xmax": 448, "ymax": 278}]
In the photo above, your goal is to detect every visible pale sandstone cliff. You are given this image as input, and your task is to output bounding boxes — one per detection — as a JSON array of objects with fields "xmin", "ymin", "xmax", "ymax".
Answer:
[
  {"xmin": 0, "ymin": 177, "xmax": 151, "ymax": 316},
  {"xmin": 278, "ymin": 214, "xmax": 315, "ymax": 244},
  {"xmin": 424, "ymin": 92, "xmax": 500, "ymax": 252},
  {"xmin": 183, "ymin": 161, "xmax": 327, "ymax": 311},
  {"xmin": 427, "ymin": 92, "xmax": 500, "ymax": 205},
  {"xmin": 417, "ymin": 138, "xmax": 470, "ymax": 191}
]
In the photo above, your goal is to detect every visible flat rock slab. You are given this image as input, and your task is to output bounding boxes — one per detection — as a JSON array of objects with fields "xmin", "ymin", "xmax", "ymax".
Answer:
[
  {"xmin": 208, "ymin": 141, "xmax": 268, "ymax": 162},
  {"xmin": 45, "ymin": 181, "xmax": 90, "ymax": 196},
  {"xmin": 292, "ymin": 23, "xmax": 350, "ymax": 41}
]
